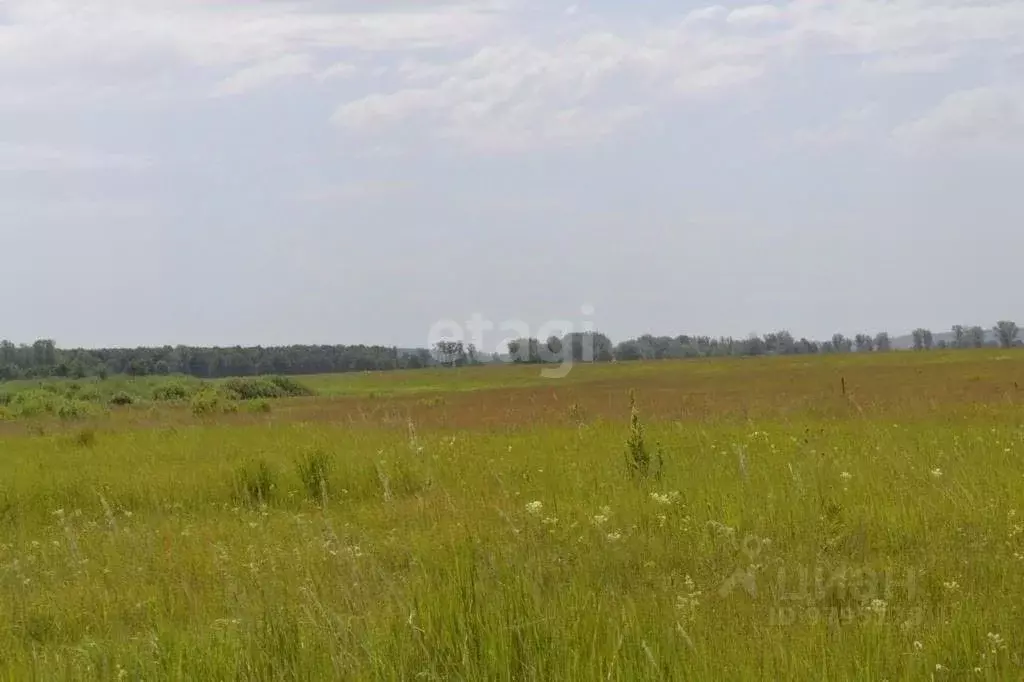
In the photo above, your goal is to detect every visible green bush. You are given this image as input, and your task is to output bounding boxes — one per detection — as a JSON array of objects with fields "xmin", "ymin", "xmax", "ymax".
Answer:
[
  {"xmin": 220, "ymin": 376, "xmax": 314, "ymax": 401},
  {"xmin": 268, "ymin": 376, "xmax": 314, "ymax": 397},
  {"xmin": 220, "ymin": 377, "xmax": 280, "ymax": 401},
  {"xmin": 190, "ymin": 390, "xmax": 222, "ymax": 417},
  {"xmin": 190, "ymin": 389, "xmax": 239, "ymax": 416},
  {"xmin": 152, "ymin": 382, "xmax": 192, "ymax": 402},
  {"xmin": 10, "ymin": 390, "xmax": 59, "ymax": 418},
  {"xmin": 78, "ymin": 387, "xmax": 102, "ymax": 403},
  {"xmin": 109, "ymin": 391, "xmax": 136, "ymax": 406},
  {"xmin": 57, "ymin": 399, "xmax": 95, "ymax": 421}
]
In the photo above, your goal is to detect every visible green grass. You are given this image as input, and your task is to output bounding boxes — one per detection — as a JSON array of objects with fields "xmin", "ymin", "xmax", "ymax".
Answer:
[{"xmin": 1, "ymin": 353, "xmax": 1023, "ymax": 679}]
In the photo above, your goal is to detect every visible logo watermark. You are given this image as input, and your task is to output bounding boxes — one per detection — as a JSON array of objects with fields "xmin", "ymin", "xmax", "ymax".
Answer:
[
  {"xmin": 426, "ymin": 304, "xmax": 599, "ymax": 379},
  {"xmin": 717, "ymin": 534, "xmax": 926, "ymax": 628}
]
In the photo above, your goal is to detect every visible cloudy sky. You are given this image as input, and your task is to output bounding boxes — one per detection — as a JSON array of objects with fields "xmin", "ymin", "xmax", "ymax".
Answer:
[{"xmin": 1, "ymin": 0, "xmax": 1022, "ymax": 351}]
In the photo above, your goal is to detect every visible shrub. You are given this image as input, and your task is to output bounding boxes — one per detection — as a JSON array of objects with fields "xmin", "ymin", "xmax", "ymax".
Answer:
[
  {"xmin": 109, "ymin": 391, "xmax": 136, "ymax": 406},
  {"xmin": 11, "ymin": 390, "xmax": 59, "ymax": 418},
  {"xmin": 78, "ymin": 387, "xmax": 102, "ymax": 403},
  {"xmin": 152, "ymin": 382, "xmax": 192, "ymax": 402},
  {"xmin": 268, "ymin": 376, "xmax": 314, "ymax": 397},
  {"xmin": 190, "ymin": 390, "xmax": 222, "ymax": 417},
  {"xmin": 220, "ymin": 377, "xmax": 280, "ymax": 401},
  {"xmin": 57, "ymin": 399, "xmax": 94, "ymax": 421},
  {"xmin": 220, "ymin": 376, "xmax": 315, "ymax": 401},
  {"xmin": 232, "ymin": 459, "xmax": 277, "ymax": 506},
  {"xmin": 624, "ymin": 390, "xmax": 663, "ymax": 482}
]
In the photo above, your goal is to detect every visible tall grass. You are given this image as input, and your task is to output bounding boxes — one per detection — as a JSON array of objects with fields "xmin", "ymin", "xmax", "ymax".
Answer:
[{"xmin": 0, "ymin": 354, "xmax": 1022, "ymax": 679}]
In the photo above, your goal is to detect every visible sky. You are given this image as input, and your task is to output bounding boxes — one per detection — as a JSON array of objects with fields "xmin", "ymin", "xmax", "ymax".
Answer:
[{"xmin": 1, "ymin": 0, "xmax": 1022, "ymax": 352}]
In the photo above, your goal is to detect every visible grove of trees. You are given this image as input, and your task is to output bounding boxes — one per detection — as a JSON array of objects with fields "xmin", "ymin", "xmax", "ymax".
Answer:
[{"xmin": 0, "ymin": 341, "xmax": 413, "ymax": 381}]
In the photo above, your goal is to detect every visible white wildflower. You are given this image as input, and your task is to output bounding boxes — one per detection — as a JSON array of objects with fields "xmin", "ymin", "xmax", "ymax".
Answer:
[
  {"xmin": 606, "ymin": 531, "xmax": 622, "ymax": 542},
  {"xmin": 931, "ymin": 468, "xmax": 944, "ymax": 478},
  {"xmin": 913, "ymin": 641, "xmax": 924, "ymax": 651},
  {"xmin": 987, "ymin": 632, "xmax": 1006, "ymax": 652},
  {"xmin": 942, "ymin": 580, "xmax": 960, "ymax": 591},
  {"xmin": 525, "ymin": 501, "xmax": 544, "ymax": 516},
  {"xmin": 650, "ymin": 491, "xmax": 681, "ymax": 505},
  {"xmin": 840, "ymin": 471, "xmax": 852, "ymax": 480},
  {"xmin": 706, "ymin": 520, "xmax": 735, "ymax": 536},
  {"xmin": 675, "ymin": 575, "xmax": 702, "ymax": 623}
]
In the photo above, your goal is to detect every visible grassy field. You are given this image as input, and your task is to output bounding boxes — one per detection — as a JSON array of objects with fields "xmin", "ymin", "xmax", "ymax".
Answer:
[{"xmin": 1, "ymin": 351, "xmax": 1023, "ymax": 679}]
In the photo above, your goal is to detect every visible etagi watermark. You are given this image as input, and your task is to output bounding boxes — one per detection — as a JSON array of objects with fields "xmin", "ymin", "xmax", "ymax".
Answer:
[{"xmin": 427, "ymin": 305, "xmax": 598, "ymax": 379}]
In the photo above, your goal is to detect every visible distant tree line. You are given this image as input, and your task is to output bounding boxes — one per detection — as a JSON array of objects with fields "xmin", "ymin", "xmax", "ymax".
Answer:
[
  {"xmin": 481, "ymin": 321, "xmax": 1021, "ymax": 365},
  {"xmin": 1, "ymin": 320, "xmax": 1019, "ymax": 381},
  {"xmin": 0, "ymin": 340, "xmax": 422, "ymax": 381}
]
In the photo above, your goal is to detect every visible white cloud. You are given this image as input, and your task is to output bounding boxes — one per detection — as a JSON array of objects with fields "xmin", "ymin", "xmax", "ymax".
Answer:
[
  {"xmin": 2, "ymin": 0, "xmax": 1024, "ymax": 153},
  {"xmin": 327, "ymin": 1, "xmax": 1024, "ymax": 151},
  {"xmin": 316, "ymin": 62, "xmax": 358, "ymax": 82},
  {"xmin": 726, "ymin": 5, "xmax": 782, "ymax": 26},
  {"xmin": 0, "ymin": 0, "xmax": 508, "ymax": 105},
  {"xmin": 0, "ymin": 142, "xmax": 153, "ymax": 172},
  {"xmin": 893, "ymin": 86, "xmax": 1024, "ymax": 153},
  {"xmin": 212, "ymin": 54, "xmax": 314, "ymax": 97},
  {"xmin": 685, "ymin": 6, "xmax": 728, "ymax": 23},
  {"xmin": 330, "ymin": 26, "xmax": 774, "ymax": 150},
  {"xmin": 333, "ymin": 89, "xmax": 447, "ymax": 130}
]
